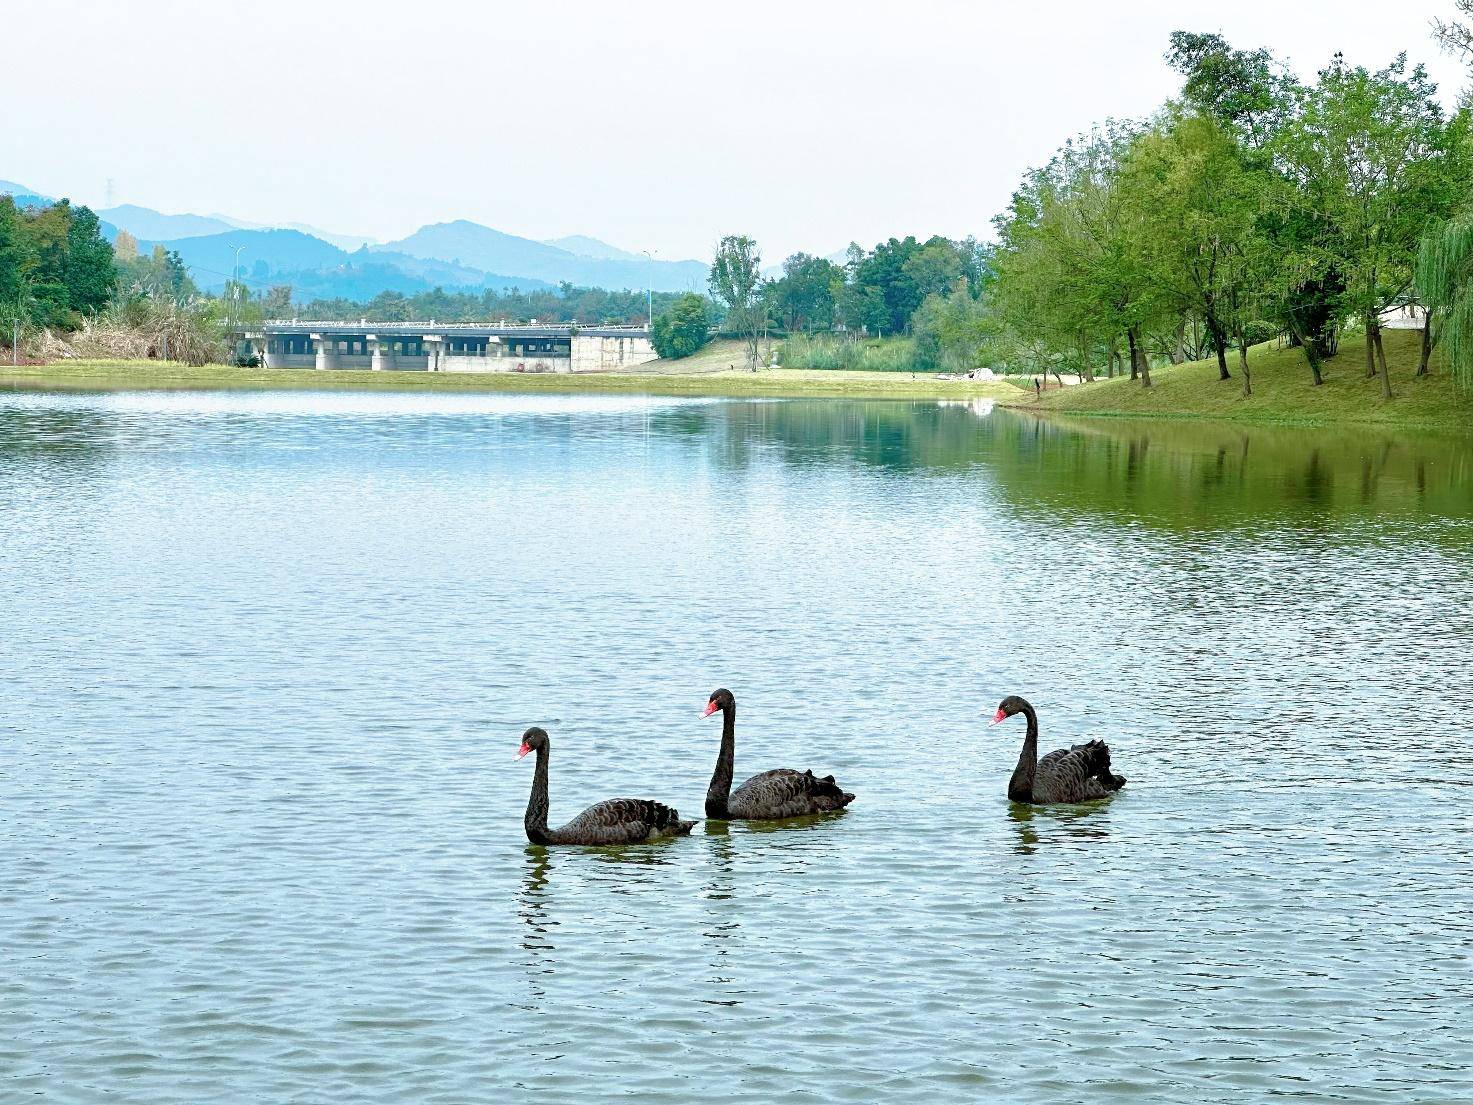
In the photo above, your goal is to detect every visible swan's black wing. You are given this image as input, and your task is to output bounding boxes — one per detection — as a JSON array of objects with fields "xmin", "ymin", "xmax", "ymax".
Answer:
[
  {"xmin": 727, "ymin": 768, "xmax": 855, "ymax": 820},
  {"xmin": 1035, "ymin": 740, "xmax": 1126, "ymax": 804},
  {"xmin": 549, "ymin": 798, "xmax": 695, "ymax": 845}
]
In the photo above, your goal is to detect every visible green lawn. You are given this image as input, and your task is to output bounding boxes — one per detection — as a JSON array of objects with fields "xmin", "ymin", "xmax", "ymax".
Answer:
[
  {"xmin": 0, "ymin": 350, "xmax": 1015, "ymax": 402},
  {"xmin": 1001, "ymin": 328, "xmax": 1473, "ymax": 431}
]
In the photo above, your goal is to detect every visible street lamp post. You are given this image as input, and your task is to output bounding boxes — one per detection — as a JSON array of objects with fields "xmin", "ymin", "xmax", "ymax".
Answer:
[
  {"xmin": 642, "ymin": 250, "xmax": 656, "ymax": 331},
  {"xmin": 230, "ymin": 245, "xmax": 246, "ymax": 361}
]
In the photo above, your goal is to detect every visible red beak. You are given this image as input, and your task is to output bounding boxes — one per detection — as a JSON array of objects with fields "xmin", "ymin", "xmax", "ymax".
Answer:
[
  {"xmin": 990, "ymin": 708, "xmax": 1007, "ymax": 725},
  {"xmin": 516, "ymin": 741, "xmax": 531, "ymax": 759},
  {"xmin": 701, "ymin": 701, "xmax": 718, "ymax": 719}
]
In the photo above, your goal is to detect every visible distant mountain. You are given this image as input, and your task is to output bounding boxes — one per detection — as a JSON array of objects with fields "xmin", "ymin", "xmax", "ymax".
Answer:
[
  {"xmin": 6, "ymin": 173, "xmax": 698, "ymax": 301},
  {"xmin": 0, "ymin": 179, "xmax": 53, "ymax": 209},
  {"xmin": 378, "ymin": 220, "xmax": 706, "ymax": 292},
  {"xmin": 544, "ymin": 234, "xmax": 644, "ymax": 262},
  {"xmin": 146, "ymin": 227, "xmax": 549, "ymax": 296},
  {"xmin": 150, "ymin": 228, "xmax": 348, "ymax": 288},
  {"xmin": 206, "ymin": 212, "xmax": 376, "ymax": 251},
  {"xmin": 100, "ymin": 204, "xmax": 236, "ymax": 241},
  {"xmin": 275, "ymin": 263, "xmax": 550, "ymax": 302}
]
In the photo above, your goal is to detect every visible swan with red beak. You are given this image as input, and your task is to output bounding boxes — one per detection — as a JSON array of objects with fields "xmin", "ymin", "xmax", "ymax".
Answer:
[{"xmin": 701, "ymin": 688, "xmax": 855, "ymax": 820}]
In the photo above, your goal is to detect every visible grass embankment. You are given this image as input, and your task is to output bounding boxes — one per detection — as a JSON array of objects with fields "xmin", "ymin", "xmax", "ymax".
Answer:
[
  {"xmin": 777, "ymin": 334, "xmax": 917, "ymax": 373},
  {"xmin": 0, "ymin": 341, "xmax": 1013, "ymax": 402},
  {"xmin": 1000, "ymin": 329, "xmax": 1473, "ymax": 431}
]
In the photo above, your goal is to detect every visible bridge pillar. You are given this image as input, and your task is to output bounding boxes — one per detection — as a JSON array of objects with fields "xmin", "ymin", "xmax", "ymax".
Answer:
[
  {"xmin": 367, "ymin": 335, "xmax": 394, "ymax": 371},
  {"xmin": 311, "ymin": 334, "xmax": 338, "ymax": 371},
  {"xmin": 424, "ymin": 335, "xmax": 444, "ymax": 372}
]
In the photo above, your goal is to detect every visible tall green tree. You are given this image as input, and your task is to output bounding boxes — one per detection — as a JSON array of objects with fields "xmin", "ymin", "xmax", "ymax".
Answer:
[
  {"xmin": 765, "ymin": 253, "xmax": 842, "ymax": 332},
  {"xmin": 63, "ymin": 205, "xmax": 115, "ymax": 316},
  {"xmin": 0, "ymin": 196, "xmax": 37, "ymax": 330},
  {"xmin": 912, "ymin": 278, "xmax": 996, "ymax": 372},
  {"xmin": 709, "ymin": 235, "xmax": 764, "ymax": 367},
  {"xmin": 1119, "ymin": 111, "xmax": 1271, "ymax": 385},
  {"xmin": 992, "ymin": 123, "xmax": 1163, "ymax": 385},
  {"xmin": 1275, "ymin": 53, "xmax": 1469, "ymax": 398},
  {"xmin": 1166, "ymin": 32, "xmax": 1298, "ymax": 147}
]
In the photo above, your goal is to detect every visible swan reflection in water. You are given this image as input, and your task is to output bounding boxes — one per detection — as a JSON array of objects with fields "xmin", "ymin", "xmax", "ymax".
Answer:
[
  {"xmin": 699, "ymin": 824, "xmax": 744, "ymax": 1006},
  {"xmin": 519, "ymin": 848, "xmax": 556, "ymax": 946},
  {"xmin": 517, "ymin": 848, "xmax": 557, "ymax": 1003},
  {"xmin": 1008, "ymin": 801, "xmax": 1112, "ymax": 855}
]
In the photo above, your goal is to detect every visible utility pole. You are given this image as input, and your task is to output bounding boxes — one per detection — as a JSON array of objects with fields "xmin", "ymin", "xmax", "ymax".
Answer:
[{"xmin": 642, "ymin": 250, "xmax": 655, "ymax": 331}]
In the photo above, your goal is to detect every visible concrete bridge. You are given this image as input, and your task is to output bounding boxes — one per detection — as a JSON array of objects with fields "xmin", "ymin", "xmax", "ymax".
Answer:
[{"xmin": 236, "ymin": 320, "xmax": 657, "ymax": 374}]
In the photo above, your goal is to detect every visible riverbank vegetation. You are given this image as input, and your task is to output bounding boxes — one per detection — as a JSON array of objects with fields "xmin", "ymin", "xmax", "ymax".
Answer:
[
  {"xmin": 1008, "ymin": 328, "xmax": 1473, "ymax": 430},
  {"xmin": 0, "ymin": 355, "xmax": 1014, "ymax": 401},
  {"xmin": 777, "ymin": 335, "xmax": 917, "ymax": 373},
  {"xmin": 983, "ymin": 28, "xmax": 1473, "ymax": 416}
]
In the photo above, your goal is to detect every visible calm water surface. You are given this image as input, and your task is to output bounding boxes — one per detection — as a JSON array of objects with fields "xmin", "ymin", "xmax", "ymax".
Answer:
[{"xmin": 2, "ymin": 390, "xmax": 1471, "ymax": 1104}]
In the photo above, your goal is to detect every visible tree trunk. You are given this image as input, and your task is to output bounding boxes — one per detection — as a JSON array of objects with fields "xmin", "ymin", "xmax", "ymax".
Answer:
[
  {"xmin": 1379, "ymin": 330, "xmax": 1393, "ymax": 400},
  {"xmin": 1206, "ymin": 310, "xmax": 1231, "ymax": 380},
  {"xmin": 1288, "ymin": 315, "xmax": 1323, "ymax": 385},
  {"xmin": 1127, "ymin": 334, "xmax": 1138, "ymax": 381},
  {"xmin": 1239, "ymin": 335, "xmax": 1251, "ymax": 398},
  {"xmin": 1128, "ymin": 326, "xmax": 1151, "ymax": 387},
  {"xmin": 1365, "ymin": 318, "xmax": 1378, "ymax": 377},
  {"xmin": 1172, "ymin": 315, "xmax": 1187, "ymax": 364},
  {"xmin": 1418, "ymin": 313, "xmax": 1434, "ymax": 376},
  {"xmin": 1107, "ymin": 342, "xmax": 1119, "ymax": 379},
  {"xmin": 1372, "ymin": 320, "xmax": 1388, "ymax": 378}
]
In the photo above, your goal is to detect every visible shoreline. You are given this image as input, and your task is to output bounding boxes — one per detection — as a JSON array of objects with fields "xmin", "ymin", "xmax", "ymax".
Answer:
[
  {"xmin": 0, "ymin": 359, "xmax": 1020, "ymax": 402},
  {"xmin": 993, "ymin": 398, "xmax": 1473, "ymax": 436},
  {"xmin": 993, "ymin": 329, "xmax": 1473, "ymax": 434}
]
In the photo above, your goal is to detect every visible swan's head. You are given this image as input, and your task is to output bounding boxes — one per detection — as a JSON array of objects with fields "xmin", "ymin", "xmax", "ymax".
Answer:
[
  {"xmin": 702, "ymin": 688, "xmax": 734, "ymax": 719},
  {"xmin": 517, "ymin": 726, "xmax": 549, "ymax": 759},
  {"xmin": 991, "ymin": 696, "xmax": 1029, "ymax": 725}
]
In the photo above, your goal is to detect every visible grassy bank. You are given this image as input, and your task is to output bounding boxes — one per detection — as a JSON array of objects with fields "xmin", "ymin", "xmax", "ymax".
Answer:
[
  {"xmin": 778, "ymin": 334, "xmax": 917, "ymax": 373},
  {"xmin": 0, "ymin": 354, "xmax": 1014, "ymax": 402},
  {"xmin": 999, "ymin": 328, "xmax": 1473, "ymax": 430}
]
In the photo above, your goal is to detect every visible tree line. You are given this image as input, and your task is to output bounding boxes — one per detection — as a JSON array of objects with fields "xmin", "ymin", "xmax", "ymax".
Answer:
[
  {"xmin": 1, "ymin": 197, "xmax": 116, "ymax": 332},
  {"xmin": 694, "ymin": 233, "xmax": 993, "ymax": 369},
  {"xmin": 986, "ymin": 31, "xmax": 1473, "ymax": 396}
]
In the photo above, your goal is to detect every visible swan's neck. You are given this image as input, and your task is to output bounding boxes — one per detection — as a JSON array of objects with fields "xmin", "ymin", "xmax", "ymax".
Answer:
[
  {"xmin": 1008, "ymin": 704, "xmax": 1038, "ymax": 803},
  {"xmin": 706, "ymin": 705, "xmax": 735, "ymax": 819},
  {"xmin": 525, "ymin": 745, "xmax": 552, "ymax": 844}
]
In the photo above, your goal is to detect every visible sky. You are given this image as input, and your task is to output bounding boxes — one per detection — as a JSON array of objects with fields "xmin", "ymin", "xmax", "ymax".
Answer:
[{"xmin": 6, "ymin": 0, "xmax": 1470, "ymax": 263}]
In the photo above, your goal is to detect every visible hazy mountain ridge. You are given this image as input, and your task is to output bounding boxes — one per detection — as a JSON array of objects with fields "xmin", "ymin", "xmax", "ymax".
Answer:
[
  {"xmin": 99, "ymin": 204, "xmax": 236, "ymax": 241},
  {"xmin": 5, "ymin": 177, "xmax": 704, "ymax": 300},
  {"xmin": 544, "ymin": 234, "xmax": 644, "ymax": 262},
  {"xmin": 378, "ymin": 220, "xmax": 706, "ymax": 292},
  {"xmin": 136, "ymin": 227, "xmax": 550, "ymax": 296}
]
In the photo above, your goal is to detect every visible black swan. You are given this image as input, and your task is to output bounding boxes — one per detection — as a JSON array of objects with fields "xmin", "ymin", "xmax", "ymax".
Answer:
[
  {"xmin": 701, "ymin": 689, "xmax": 855, "ymax": 820},
  {"xmin": 992, "ymin": 696, "xmax": 1126, "ymax": 804},
  {"xmin": 517, "ymin": 727, "xmax": 695, "ymax": 845}
]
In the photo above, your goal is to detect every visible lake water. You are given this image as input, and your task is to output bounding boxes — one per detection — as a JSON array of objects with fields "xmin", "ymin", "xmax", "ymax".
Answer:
[{"xmin": 3, "ymin": 389, "xmax": 1471, "ymax": 1104}]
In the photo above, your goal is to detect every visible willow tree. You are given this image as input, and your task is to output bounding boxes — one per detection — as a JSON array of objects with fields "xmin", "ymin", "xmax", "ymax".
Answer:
[{"xmin": 1415, "ymin": 215, "xmax": 1473, "ymax": 386}]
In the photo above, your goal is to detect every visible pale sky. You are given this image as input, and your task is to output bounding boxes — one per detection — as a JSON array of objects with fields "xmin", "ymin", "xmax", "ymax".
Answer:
[{"xmin": 7, "ymin": 0, "xmax": 1469, "ymax": 263}]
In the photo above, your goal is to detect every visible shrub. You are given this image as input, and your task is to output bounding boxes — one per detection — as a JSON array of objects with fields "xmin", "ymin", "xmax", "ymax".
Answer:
[
  {"xmin": 778, "ymin": 334, "xmax": 919, "ymax": 373},
  {"xmin": 651, "ymin": 294, "xmax": 712, "ymax": 359}
]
